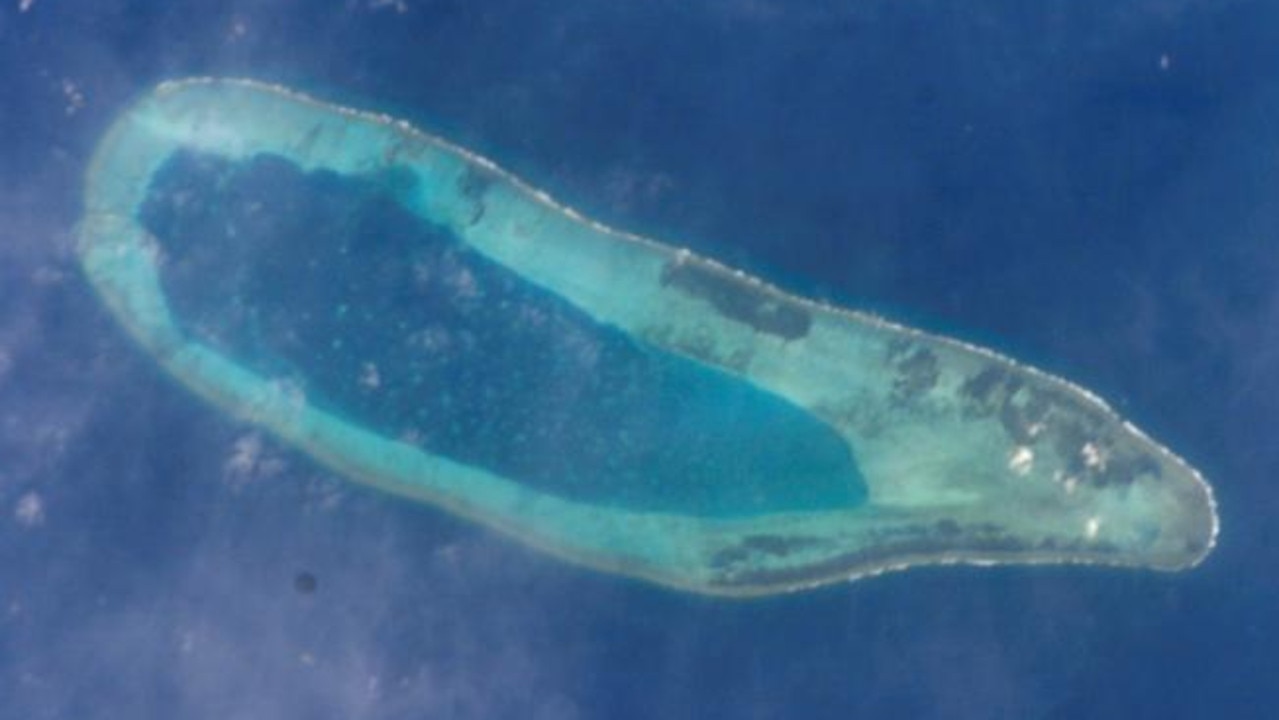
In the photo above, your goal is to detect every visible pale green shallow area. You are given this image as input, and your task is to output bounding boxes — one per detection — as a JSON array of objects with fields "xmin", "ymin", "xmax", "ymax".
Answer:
[{"xmin": 77, "ymin": 78, "xmax": 1219, "ymax": 596}]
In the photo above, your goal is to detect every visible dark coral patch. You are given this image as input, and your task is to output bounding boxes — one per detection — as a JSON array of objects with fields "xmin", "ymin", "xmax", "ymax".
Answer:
[
  {"xmin": 456, "ymin": 166, "xmax": 493, "ymax": 225},
  {"xmin": 660, "ymin": 256, "xmax": 812, "ymax": 340},
  {"xmin": 890, "ymin": 346, "xmax": 940, "ymax": 402}
]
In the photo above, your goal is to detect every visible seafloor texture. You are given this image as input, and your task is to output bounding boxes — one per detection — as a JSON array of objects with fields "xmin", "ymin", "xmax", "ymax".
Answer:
[{"xmin": 77, "ymin": 78, "xmax": 1218, "ymax": 596}]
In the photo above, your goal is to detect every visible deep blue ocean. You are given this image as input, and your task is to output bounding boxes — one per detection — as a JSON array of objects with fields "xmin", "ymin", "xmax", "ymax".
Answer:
[{"xmin": 2, "ymin": 1, "xmax": 1277, "ymax": 718}]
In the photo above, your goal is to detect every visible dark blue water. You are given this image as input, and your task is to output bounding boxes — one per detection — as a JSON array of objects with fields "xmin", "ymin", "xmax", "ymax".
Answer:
[{"xmin": 2, "ymin": 2, "xmax": 1277, "ymax": 718}]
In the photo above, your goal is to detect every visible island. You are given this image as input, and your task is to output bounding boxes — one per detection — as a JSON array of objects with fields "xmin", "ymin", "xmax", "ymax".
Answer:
[{"xmin": 77, "ymin": 78, "xmax": 1219, "ymax": 596}]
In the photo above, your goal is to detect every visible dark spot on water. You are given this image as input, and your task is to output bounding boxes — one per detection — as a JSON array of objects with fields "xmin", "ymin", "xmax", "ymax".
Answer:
[{"xmin": 293, "ymin": 571, "xmax": 318, "ymax": 594}]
